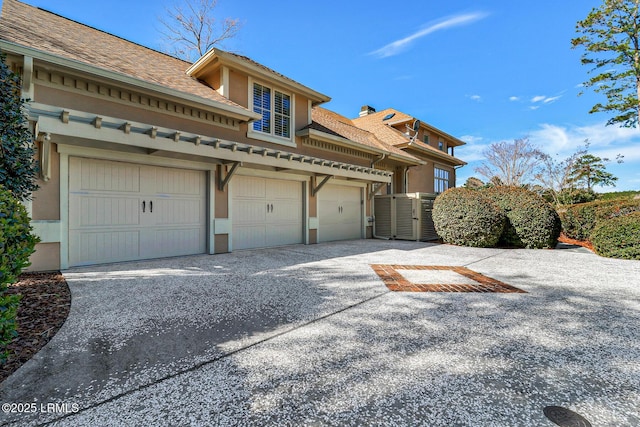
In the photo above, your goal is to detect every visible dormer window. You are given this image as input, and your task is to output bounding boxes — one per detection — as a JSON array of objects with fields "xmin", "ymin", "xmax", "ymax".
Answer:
[{"xmin": 251, "ymin": 81, "xmax": 291, "ymax": 139}]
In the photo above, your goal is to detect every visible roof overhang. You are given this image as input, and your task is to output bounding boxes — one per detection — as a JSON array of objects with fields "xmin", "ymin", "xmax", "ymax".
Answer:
[
  {"xmin": 296, "ymin": 128, "xmax": 424, "ymax": 166},
  {"xmin": 398, "ymin": 141, "xmax": 467, "ymax": 166},
  {"xmin": 31, "ymin": 103, "xmax": 392, "ymax": 183},
  {"xmin": 0, "ymin": 40, "xmax": 261, "ymax": 123},
  {"xmin": 385, "ymin": 115, "xmax": 466, "ymax": 147},
  {"xmin": 187, "ymin": 49, "xmax": 331, "ymax": 106}
]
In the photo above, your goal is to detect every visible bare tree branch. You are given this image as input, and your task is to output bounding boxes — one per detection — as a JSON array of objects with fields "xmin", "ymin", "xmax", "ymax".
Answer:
[
  {"xmin": 159, "ymin": 0, "xmax": 241, "ymax": 62},
  {"xmin": 475, "ymin": 138, "xmax": 544, "ymax": 187}
]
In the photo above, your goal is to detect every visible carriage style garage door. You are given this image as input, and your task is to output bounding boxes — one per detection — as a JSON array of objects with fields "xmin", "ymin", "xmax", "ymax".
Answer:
[
  {"xmin": 232, "ymin": 175, "xmax": 303, "ymax": 250},
  {"xmin": 69, "ymin": 157, "xmax": 207, "ymax": 266},
  {"xmin": 318, "ymin": 184, "xmax": 362, "ymax": 242}
]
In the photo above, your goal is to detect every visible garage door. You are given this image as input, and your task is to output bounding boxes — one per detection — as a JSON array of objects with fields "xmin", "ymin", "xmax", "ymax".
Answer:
[
  {"xmin": 69, "ymin": 158, "xmax": 207, "ymax": 266},
  {"xmin": 232, "ymin": 175, "xmax": 303, "ymax": 250},
  {"xmin": 318, "ymin": 184, "xmax": 362, "ymax": 242}
]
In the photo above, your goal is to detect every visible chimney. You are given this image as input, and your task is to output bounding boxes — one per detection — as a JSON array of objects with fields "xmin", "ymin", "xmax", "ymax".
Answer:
[{"xmin": 359, "ymin": 105, "xmax": 376, "ymax": 117}]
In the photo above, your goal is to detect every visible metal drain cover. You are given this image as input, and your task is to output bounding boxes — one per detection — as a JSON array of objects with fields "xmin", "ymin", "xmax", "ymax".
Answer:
[{"xmin": 543, "ymin": 406, "xmax": 592, "ymax": 427}]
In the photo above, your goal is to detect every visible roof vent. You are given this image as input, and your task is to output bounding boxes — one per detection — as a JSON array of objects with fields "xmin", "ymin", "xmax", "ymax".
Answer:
[
  {"xmin": 359, "ymin": 105, "xmax": 376, "ymax": 117},
  {"xmin": 382, "ymin": 113, "xmax": 395, "ymax": 121}
]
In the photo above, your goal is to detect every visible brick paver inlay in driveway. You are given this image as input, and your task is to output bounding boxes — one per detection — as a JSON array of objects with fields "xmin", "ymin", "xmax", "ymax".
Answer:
[{"xmin": 370, "ymin": 264, "xmax": 526, "ymax": 293}]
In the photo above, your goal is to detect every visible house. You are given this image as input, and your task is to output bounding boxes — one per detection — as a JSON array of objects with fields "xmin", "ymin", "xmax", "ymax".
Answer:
[
  {"xmin": 352, "ymin": 106, "xmax": 466, "ymax": 194},
  {"xmin": 0, "ymin": 0, "xmax": 465, "ymax": 271}
]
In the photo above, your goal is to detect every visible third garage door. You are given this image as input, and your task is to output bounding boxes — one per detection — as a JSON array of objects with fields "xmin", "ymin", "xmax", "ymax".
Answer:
[
  {"xmin": 232, "ymin": 175, "xmax": 303, "ymax": 250},
  {"xmin": 318, "ymin": 184, "xmax": 362, "ymax": 242}
]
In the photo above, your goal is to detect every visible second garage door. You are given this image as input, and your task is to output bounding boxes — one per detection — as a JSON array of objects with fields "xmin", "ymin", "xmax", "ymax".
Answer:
[
  {"xmin": 318, "ymin": 184, "xmax": 363, "ymax": 242},
  {"xmin": 232, "ymin": 175, "xmax": 303, "ymax": 250}
]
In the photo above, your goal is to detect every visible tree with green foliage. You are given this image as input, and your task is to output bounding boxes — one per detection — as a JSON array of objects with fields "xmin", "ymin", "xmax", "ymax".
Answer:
[
  {"xmin": 569, "ymin": 153, "xmax": 618, "ymax": 191},
  {"xmin": 572, "ymin": 0, "xmax": 640, "ymax": 127},
  {"xmin": 0, "ymin": 52, "xmax": 38, "ymax": 200}
]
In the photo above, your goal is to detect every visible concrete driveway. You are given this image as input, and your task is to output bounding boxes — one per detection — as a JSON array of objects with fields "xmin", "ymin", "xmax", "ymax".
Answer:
[{"xmin": 1, "ymin": 240, "xmax": 639, "ymax": 426}]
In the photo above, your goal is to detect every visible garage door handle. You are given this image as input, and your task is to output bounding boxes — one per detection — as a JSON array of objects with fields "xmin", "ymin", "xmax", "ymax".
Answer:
[
  {"xmin": 142, "ymin": 201, "xmax": 146, "ymax": 213},
  {"xmin": 270, "ymin": 203, "xmax": 274, "ymax": 213},
  {"xmin": 150, "ymin": 201, "xmax": 153, "ymax": 213}
]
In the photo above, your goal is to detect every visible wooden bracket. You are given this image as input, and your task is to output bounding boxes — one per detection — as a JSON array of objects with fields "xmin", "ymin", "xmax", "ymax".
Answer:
[
  {"xmin": 218, "ymin": 161, "xmax": 242, "ymax": 191},
  {"xmin": 312, "ymin": 175, "xmax": 333, "ymax": 197}
]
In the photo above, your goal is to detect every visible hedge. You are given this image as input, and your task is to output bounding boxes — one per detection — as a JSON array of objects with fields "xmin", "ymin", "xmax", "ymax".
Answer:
[
  {"xmin": 433, "ymin": 188, "xmax": 505, "ymax": 247},
  {"xmin": 591, "ymin": 212, "xmax": 640, "ymax": 260},
  {"xmin": 561, "ymin": 199, "xmax": 640, "ymax": 241},
  {"xmin": 483, "ymin": 186, "xmax": 561, "ymax": 249}
]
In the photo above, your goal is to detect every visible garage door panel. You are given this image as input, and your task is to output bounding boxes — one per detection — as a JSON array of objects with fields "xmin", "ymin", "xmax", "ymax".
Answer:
[
  {"xmin": 154, "ymin": 228, "xmax": 206, "ymax": 257},
  {"xmin": 72, "ymin": 158, "xmax": 141, "ymax": 193},
  {"xmin": 154, "ymin": 198, "xmax": 204, "ymax": 225},
  {"xmin": 267, "ymin": 224, "xmax": 303, "ymax": 247},
  {"xmin": 71, "ymin": 230, "xmax": 140, "ymax": 266},
  {"xmin": 233, "ymin": 200, "xmax": 267, "ymax": 224},
  {"xmin": 71, "ymin": 196, "xmax": 141, "ymax": 227},
  {"xmin": 233, "ymin": 226, "xmax": 266, "ymax": 250}
]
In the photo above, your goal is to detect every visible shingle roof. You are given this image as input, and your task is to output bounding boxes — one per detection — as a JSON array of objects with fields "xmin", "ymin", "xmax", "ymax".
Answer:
[
  {"xmin": 308, "ymin": 107, "xmax": 422, "ymax": 163},
  {"xmin": 0, "ymin": 0, "xmax": 248, "ymax": 112},
  {"xmin": 352, "ymin": 108, "xmax": 466, "ymax": 165}
]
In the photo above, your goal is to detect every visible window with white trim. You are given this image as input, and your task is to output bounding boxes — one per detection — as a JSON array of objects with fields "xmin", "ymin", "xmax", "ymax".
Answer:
[
  {"xmin": 252, "ymin": 82, "xmax": 291, "ymax": 138},
  {"xmin": 434, "ymin": 167, "xmax": 450, "ymax": 193}
]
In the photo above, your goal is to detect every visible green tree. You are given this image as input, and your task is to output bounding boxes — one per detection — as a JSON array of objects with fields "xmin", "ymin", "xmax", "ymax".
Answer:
[
  {"xmin": 572, "ymin": 0, "xmax": 640, "ymax": 127},
  {"xmin": 0, "ymin": 52, "xmax": 38, "ymax": 200},
  {"xmin": 463, "ymin": 177, "xmax": 485, "ymax": 189},
  {"xmin": 569, "ymin": 153, "xmax": 618, "ymax": 191}
]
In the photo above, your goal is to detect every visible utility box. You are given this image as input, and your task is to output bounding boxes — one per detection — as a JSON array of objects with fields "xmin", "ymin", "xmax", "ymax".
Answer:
[{"xmin": 373, "ymin": 193, "xmax": 439, "ymax": 241}]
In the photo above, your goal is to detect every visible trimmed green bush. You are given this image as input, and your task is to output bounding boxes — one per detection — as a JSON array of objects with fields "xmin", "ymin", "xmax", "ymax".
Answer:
[
  {"xmin": 0, "ymin": 186, "xmax": 39, "ymax": 362},
  {"xmin": 562, "ymin": 199, "xmax": 640, "ymax": 240},
  {"xmin": 483, "ymin": 186, "xmax": 562, "ymax": 249},
  {"xmin": 591, "ymin": 212, "xmax": 640, "ymax": 260},
  {"xmin": 433, "ymin": 188, "xmax": 505, "ymax": 247}
]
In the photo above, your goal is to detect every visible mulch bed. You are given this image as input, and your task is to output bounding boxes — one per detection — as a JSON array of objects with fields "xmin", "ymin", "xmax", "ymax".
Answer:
[
  {"xmin": 558, "ymin": 233, "xmax": 595, "ymax": 252},
  {"xmin": 0, "ymin": 272, "xmax": 71, "ymax": 384}
]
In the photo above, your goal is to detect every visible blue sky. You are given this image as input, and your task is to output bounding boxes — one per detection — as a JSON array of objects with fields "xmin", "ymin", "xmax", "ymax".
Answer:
[{"xmin": 14, "ymin": 0, "xmax": 640, "ymax": 191}]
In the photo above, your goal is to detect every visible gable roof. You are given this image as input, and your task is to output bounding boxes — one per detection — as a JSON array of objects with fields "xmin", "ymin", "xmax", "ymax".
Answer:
[
  {"xmin": 187, "ymin": 49, "xmax": 331, "ymax": 106},
  {"xmin": 298, "ymin": 107, "xmax": 423, "ymax": 165},
  {"xmin": 0, "ymin": 0, "xmax": 256, "ymax": 119},
  {"xmin": 352, "ymin": 108, "xmax": 466, "ymax": 166}
]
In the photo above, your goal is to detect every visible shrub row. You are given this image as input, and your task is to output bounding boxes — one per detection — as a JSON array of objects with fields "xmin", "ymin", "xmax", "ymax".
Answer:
[
  {"xmin": 561, "ymin": 199, "xmax": 640, "ymax": 241},
  {"xmin": 433, "ymin": 186, "xmax": 561, "ymax": 249},
  {"xmin": 591, "ymin": 212, "xmax": 640, "ymax": 260}
]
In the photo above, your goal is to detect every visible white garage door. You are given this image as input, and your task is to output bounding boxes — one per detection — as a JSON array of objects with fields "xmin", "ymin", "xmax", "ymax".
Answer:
[
  {"xmin": 232, "ymin": 175, "xmax": 303, "ymax": 250},
  {"xmin": 69, "ymin": 157, "xmax": 207, "ymax": 266},
  {"xmin": 318, "ymin": 184, "xmax": 362, "ymax": 242}
]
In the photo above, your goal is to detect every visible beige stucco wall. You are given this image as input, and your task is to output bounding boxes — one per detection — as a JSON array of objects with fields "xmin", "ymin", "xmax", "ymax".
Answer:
[
  {"xmin": 26, "ymin": 243, "xmax": 60, "ymax": 272},
  {"xmin": 31, "ymin": 142, "xmax": 60, "ymax": 220},
  {"xmin": 408, "ymin": 163, "xmax": 434, "ymax": 193}
]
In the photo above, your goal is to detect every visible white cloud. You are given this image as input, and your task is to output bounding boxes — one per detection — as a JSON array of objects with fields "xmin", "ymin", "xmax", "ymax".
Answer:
[
  {"xmin": 509, "ymin": 96, "xmax": 520, "ymax": 101},
  {"xmin": 529, "ymin": 122, "xmax": 640, "ymax": 161},
  {"xmin": 469, "ymin": 94, "xmax": 482, "ymax": 102},
  {"xmin": 543, "ymin": 95, "xmax": 562, "ymax": 104},
  {"xmin": 369, "ymin": 12, "xmax": 489, "ymax": 58},
  {"xmin": 531, "ymin": 95, "xmax": 547, "ymax": 103}
]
